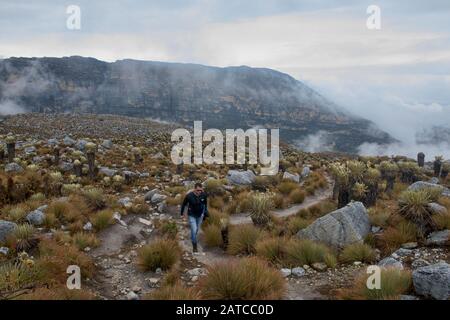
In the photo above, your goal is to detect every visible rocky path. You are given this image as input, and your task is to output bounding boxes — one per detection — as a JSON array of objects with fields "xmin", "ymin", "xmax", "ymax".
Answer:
[
  {"xmin": 229, "ymin": 179, "xmax": 334, "ymax": 225},
  {"xmin": 87, "ymin": 178, "xmax": 335, "ymax": 300}
]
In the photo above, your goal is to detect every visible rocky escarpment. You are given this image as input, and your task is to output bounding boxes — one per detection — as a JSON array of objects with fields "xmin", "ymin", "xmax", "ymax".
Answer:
[{"xmin": 0, "ymin": 56, "xmax": 395, "ymax": 153}]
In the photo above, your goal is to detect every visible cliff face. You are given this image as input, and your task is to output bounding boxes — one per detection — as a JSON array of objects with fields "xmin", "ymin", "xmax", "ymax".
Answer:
[{"xmin": 0, "ymin": 56, "xmax": 394, "ymax": 153}]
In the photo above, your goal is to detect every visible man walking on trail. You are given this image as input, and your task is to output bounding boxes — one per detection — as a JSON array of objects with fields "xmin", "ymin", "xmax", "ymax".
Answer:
[{"xmin": 180, "ymin": 182, "xmax": 209, "ymax": 252}]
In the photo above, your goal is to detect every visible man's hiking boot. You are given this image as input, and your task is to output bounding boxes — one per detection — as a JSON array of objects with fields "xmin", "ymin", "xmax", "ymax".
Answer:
[{"xmin": 193, "ymin": 242, "xmax": 198, "ymax": 253}]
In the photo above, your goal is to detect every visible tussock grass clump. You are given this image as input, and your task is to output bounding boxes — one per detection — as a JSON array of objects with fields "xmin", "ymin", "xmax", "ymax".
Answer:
[
  {"xmin": 287, "ymin": 216, "xmax": 311, "ymax": 235},
  {"xmin": 433, "ymin": 212, "xmax": 450, "ymax": 230},
  {"xmin": 72, "ymin": 232, "xmax": 100, "ymax": 250},
  {"xmin": 199, "ymin": 257, "xmax": 285, "ymax": 300},
  {"xmin": 0, "ymin": 262, "xmax": 41, "ymax": 298},
  {"xmin": 255, "ymin": 237, "xmax": 288, "ymax": 265},
  {"xmin": 203, "ymin": 224, "xmax": 223, "ymax": 248},
  {"xmin": 7, "ymin": 224, "xmax": 38, "ymax": 252},
  {"xmin": 145, "ymin": 284, "xmax": 200, "ymax": 300},
  {"xmin": 209, "ymin": 196, "xmax": 225, "ymax": 210},
  {"xmin": 204, "ymin": 179, "xmax": 225, "ymax": 196},
  {"xmin": 398, "ymin": 189, "xmax": 441, "ymax": 233},
  {"xmin": 283, "ymin": 239, "xmax": 336, "ymax": 268},
  {"xmin": 289, "ymin": 189, "xmax": 306, "ymax": 204},
  {"xmin": 368, "ymin": 207, "xmax": 391, "ymax": 228},
  {"xmin": 47, "ymin": 200, "xmax": 81, "ymax": 223},
  {"xmin": 203, "ymin": 208, "xmax": 228, "ymax": 229},
  {"xmin": 36, "ymin": 240, "xmax": 94, "ymax": 282},
  {"xmin": 82, "ymin": 188, "xmax": 106, "ymax": 210},
  {"xmin": 227, "ymin": 224, "xmax": 263, "ymax": 255},
  {"xmin": 248, "ymin": 193, "xmax": 274, "ymax": 227},
  {"xmin": 91, "ymin": 209, "xmax": 114, "ymax": 231},
  {"xmin": 138, "ymin": 239, "xmax": 180, "ymax": 272},
  {"xmin": 340, "ymin": 243, "xmax": 376, "ymax": 264},
  {"xmin": 381, "ymin": 220, "xmax": 418, "ymax": 252},
  {"xmin": 278, "ymin": 181, "xmax": 298, "ymax": 195},
  {"xmin": 338, "ymin": 268, "xmax": 412, "ymax": 300},
  {"xmin": 5, "ymin": 205, "xmax": 28, "ymax": 222},
  {"xmin": 160, "ymin": 221, "xmax": 178, "ymax": 239}
]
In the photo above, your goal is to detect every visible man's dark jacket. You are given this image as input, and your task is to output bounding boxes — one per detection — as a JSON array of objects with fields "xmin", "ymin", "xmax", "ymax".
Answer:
[{"xmin": 180, "ymin": 191, "xmax": 209, "ymax": 218}]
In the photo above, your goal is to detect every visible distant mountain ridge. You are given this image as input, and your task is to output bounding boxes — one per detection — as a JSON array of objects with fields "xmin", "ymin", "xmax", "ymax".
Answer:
[{"xmin": 0, "ymin": 56, "xmax": 395, "ymax": 153}]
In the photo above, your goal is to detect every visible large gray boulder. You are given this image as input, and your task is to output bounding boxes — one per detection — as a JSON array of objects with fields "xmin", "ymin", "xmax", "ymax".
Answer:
[
  {"xmin": 26, "ymin": 209, "xmax": 46, "ymax": 226},
  {"xmin": 0, "ymin": 220, "xmax": 17, "ymax": 243},
  {"xmin": 408, "ymin": 181, "xmax": 450, "ymax": 197},
  {"xmin": 413, "ymin": 262, "xmax": 450, "ymax": 300},
  {"xmin": 283, "ymin": 171, "xmax": 300, "ymax": 183},
  {"xmin": 297, "ymin": 202, "xmax": 370, "ymax": 249},
  {"xmin": 425, "ymin": 230, "xmax": 450, "ymax": 246},
  {"xmin": 226, "ymin": 170, "xmax": 256, "ymax": 185}
]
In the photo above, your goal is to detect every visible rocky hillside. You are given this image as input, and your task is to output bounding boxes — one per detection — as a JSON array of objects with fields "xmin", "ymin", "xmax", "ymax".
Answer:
[{"xmin": 0, "ymin": 56, "xmax": 394, "ymax": 153}]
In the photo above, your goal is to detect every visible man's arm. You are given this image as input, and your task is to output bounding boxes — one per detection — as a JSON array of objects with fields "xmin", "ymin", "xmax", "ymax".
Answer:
[{"xmin": 180, "ymin": 194, "xmax": 189, "ymax": 216}]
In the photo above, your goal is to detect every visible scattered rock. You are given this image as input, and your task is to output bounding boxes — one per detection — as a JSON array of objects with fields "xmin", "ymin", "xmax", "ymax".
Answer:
[
  {"xmin": 301, "ymin": 167, "xmax": 311, "ymax": 178},
  {"xmin": 378, "ymin": 257, "xmax": 403, "ymax": 269},
  {"xmin": 63, "ymin": 136, "xmax": 76, "ymax": 146},
  {"xmin": 291, "ymin": 267, "xmax": 306, "ymax": 277},
  {"xmin": 5, "ymin": 162, "xmax": 23, "ymax": 173},
  {"xmin": 297, "ymin": 201, "xmax": 370, "ymax": 249},
  {"xmin": 126, "ymin": 291, "xmax": 139, "ymax": 300},
  {"xmin": 138, "ymin": 218, "xmax": 152, "ymax": 226},
  {"xmin": 283, "ymin": 171, "xmax": 300, "ymax": 183},
  {"xmin": 0, "ymin": 220, "xmax": 17, "ymax": 243},
  {"xmin": 407, "ymin": 181, "xmax": 450, "ymax": 197},
  {"xmin": 187, "ymin": 268, "xmax": 205, "ymax": 276},
  {"xmin": 392, "ymin": 248, "xmax": 413, "ymax": 258},
  {"xmin": 280, "ymin": 268, "xmax": 292, "ymax": 277},
  {"xmin": 311, "ymin": 262, "xmax": 328, "ymax": 272},
  {"xmin": 99, "ymin": 167, "xmax": 117, "ymax": 177},
  {"xmin": 144, "ymin": 189, "xmax": 159, "ymax": 201},
  {"xmin": 411, "ymin": 259, "xmax": 430, "ymax": 269},
  {"xmin": 26, "ymin": 209, "xmax": 45, "ymax": 226},
  {"xmin": 226, "ymin": 170, "xmax": 256, "ymax": 185},
  {"xmin": 102, "ymin": 139, "xmax": 113, "ymax": 149},
  {"xmin": 412, "ymin": 262, "xmax": 450, "ymax": 300},
  {"xmin": 0, "ymin": 247, "xmax": 9, "ymax": 255},
  {"xmin": 428, "ymin": 203, "xmax": 447, "ymax": 215},
  {"xmin": 151, "ymin": 193, "xmax": 167, "ymax": 204},
  {"xmin": 425, "ymin": 230, "xmax": 450, "ymax": 246},
  {"xmin": 402, "ymin": 242, "xmax": 418, "ymax": 249},
  {"xmin": 118, "ymin": 197, "xmax": 131, "ymax": 207},
  {"xmin": 59, "ymin": 161, "xmax": 74, "ymax": 172},
  {"xmin": 83, "ymin": 222, "xmax": 93, "ymax": 231}
]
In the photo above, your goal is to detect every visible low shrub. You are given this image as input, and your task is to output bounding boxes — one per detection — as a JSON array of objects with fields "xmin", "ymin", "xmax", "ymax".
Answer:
[
  {"xmin": 338, "ymin": 268, "xmax": 412, "ymax": 300},
  {"xmin": 227, "ymin": 224, "xmax": 263, "ymax": 255},
  {"xmin": 283, "ymin": 239, "xmax": 336, "ymax": 268},
  {"xmin": 199, "ymin": 257, "xmax": 285, "ymax": 299},
  {"xmin": 137, "ymin": 239, "xmax": 180, "ymax": 272},
  {"xmin": 340, "ymin": 243, "xmax": 376, "ymax": 264}
]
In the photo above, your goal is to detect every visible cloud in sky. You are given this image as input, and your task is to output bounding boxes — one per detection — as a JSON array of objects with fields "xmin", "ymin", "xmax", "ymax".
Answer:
[{"xmin": 0, "ymin": 0, "xmax": 449, "ymax": 157}]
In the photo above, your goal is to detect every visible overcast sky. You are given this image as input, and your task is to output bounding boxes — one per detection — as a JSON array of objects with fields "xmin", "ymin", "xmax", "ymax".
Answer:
[{"xmin": 1, "ymin": 0, "xmax": 450, "ymax": 157}]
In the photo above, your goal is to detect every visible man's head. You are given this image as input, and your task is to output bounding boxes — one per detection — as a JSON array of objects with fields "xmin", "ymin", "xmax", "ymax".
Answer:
[{"xmin": 193, "ymin": 182, "xmax": 203, "ymax": 195}]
